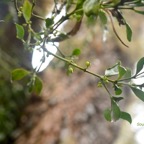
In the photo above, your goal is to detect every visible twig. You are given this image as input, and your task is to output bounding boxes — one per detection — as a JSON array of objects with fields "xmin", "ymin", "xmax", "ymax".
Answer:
[{"xmin": 105, "ymin": 9, "xmax": 129, "ymax": 48}]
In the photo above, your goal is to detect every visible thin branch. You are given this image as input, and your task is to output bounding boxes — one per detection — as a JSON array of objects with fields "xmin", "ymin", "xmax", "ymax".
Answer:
[
  {"xmin": 43, "ymin": 46, "xmax": 103, "ymax": 79},
  {"xmin": 53, "ymin": 43, "xmax": 66, "ymax": 57},
  {"xmin": 101, "ymin": 79, "xmax": 112, "ymax": 98},
  {"xmin": 105, "ymin": 9, "xmax": 129, "ymax": 48},
  {"xmin": 13, "ymin": 0, "xmax": 19, "ymax": 13},
  {"xmin": 32, "ymin": 13, "xmax": 45, "ymax": 20}
]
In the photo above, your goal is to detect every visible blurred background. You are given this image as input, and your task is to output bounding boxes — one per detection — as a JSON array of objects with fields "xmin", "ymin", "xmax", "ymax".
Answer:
[{"xmin": 0, "ymin": 0, "xmax": 144, "ymax": 144}]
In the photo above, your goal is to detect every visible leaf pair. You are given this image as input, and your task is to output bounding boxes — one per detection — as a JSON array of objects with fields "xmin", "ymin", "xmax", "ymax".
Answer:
[
  {"xmin": 11, "ymin": 68, "xmax": 42, "ymax": 95},
  {"xmin": 104, "ymin": 99, "xmax": 132, "ymax": 124}
]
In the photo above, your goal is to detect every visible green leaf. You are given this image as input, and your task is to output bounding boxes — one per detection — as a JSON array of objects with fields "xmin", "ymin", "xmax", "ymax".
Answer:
[
  {"xmin": 11, "ymin": 68, "xmax": 30, "ymax": 81},
  {"xmin": 118, "ymin": 65, "xmax": 127, "ymax": 80},
  {"xmin": 120, "ymin": 111, "xmax": 132, "ymax": 124},
  {"xmin": 111, "ymin": 99, "xmax": 121, "ymax": 121},
  {"xmin": 135, "ymin": 57, "xmax": 144, "ymax": 76},
  {"xmin": 105, "ymin": 63, "xmax": 119, "ymax": 76},
  {"xmin": 103, "ymin": 108, "xmax": 111, "ymax": 122},
  {"xmin": 99, "ymin": 9, "xmax": 107, "ymax": 25},
  {"xmin": 134, "ymin": 9, "xmax": 144, "ymax": 15},
  {"xmin": 45, "ymin": 18, "xmax": 54, "ymax": 28},
  {"xmin": 29, "ymin": 76, "xmax": 43, "ymax": 95},
  {"xmin": 76, "ymin": 0, "xmax": 85, "ymax": 9},
  {"xmin": 83, "ymin": 0, "xmax": 100, "ymax": 16},
  {"xmin": 22, "ymin": 0, "xmax": 32, "ymax": 22},
  {"xmin": 114, "ymin": 85, "xmax": 122, "ymax": 95},
  {"xmin": 72, "ymin": 48, "xmax": 81, "ymax": 56},
  {"xmin": 131, "ymin": 86, "xmax": 144, "ymax": 102},
  {"xmin": 123, "ymin": 68, "xmax": 132, "ymax": 82},
  {"xmin": 105, "ymin": 62, "xmax": 127, "ymax": 79},
  {"xmin": 112, "ymin": 96, "xmax": 124, "ymax": 102},
  {"xmin": 15, "ymin": 24, "xmax": 24, "ymax": 40},
  {"xmin": 33, "ymin": 76, "xmax": 43, "ymax": 95},
  {"xmin": 126, "ymin": 23, "xmax": 132, "ymax": 42}
]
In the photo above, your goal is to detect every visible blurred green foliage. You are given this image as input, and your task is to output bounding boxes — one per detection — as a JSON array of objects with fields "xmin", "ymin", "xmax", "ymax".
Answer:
[{"xmin": 0, "ymin": 51, "xmax": 28, "ymax": 144}]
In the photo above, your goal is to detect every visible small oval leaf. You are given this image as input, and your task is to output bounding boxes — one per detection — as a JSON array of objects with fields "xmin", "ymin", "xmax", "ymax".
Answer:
[
  {"xmin": 111, "ymin": 99, "xmax": 121, "ymax": 122},
  {"xmin": 103, "ymin": 108, "xmax": 111, "ymax": 122},
  {"xmin": 120, "ymin": 111, "xmax": 132, "ymax": 124},
  {"xmin": 45, "ymin": 18, "xmax": 54, "ymax": 28},
  {"xmin": 15, "ymin": 24, "xmax": 25, "ymax": 40},
  {"xmin": 22, "ymin": 0, "xmax": 32, "ymax": 22},
  {"xmin": 114, "ymin": 85, "xmax": 122, "ymax": 95},
  {"xmin": 72, "ymin": 48, "xmax": 81, "ymax": 56},
  {"xmin": 126, "ymin": 23, "xmax": 132, "ymax": 42},
  {"xmin": 11, "ymin": 68, "xmax": 30, "ymax": 81}
]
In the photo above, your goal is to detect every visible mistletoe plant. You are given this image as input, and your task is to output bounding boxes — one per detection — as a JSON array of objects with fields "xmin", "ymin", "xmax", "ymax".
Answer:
[{"xmin": 11, "ymin": 0, "xmax": 144, "ymax": 124}]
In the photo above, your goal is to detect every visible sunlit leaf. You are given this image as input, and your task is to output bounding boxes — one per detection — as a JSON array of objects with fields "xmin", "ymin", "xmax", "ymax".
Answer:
[
  {"xmin": 120, "ymin": 111, "xmax": 132, "ymax": 124},
  {"xmin": 103, "ymin": 108, "xmax": 111, "ymax": 122},
  {"xmin": 105, "ymin": 63, "xmax": 119, "ymax": 76},
  {"xmin": 22, "ymin": 0, "xmax": 32, "ymax": 22},
  {"xmin": 105, "ymin": 62, "xmax": 127, "ymax": 80},
  {"xmin": 118, "ymin": 65, "xmax": 127, "ymax": 80},
  {"xmin": 131, "ymin": 86, "xmax": 144, "ymax": 102},
  {"xmin": 11, "ymin": 68, "xmax": 30, "ymax": 81},
  {"xmin": 126, "ymin": 23, "xmax": 132, "ymax": 42},
  {"xmin": 15, "ymin": 24, "xmax": 24, "ymax": 40},
  {"xmin": 135, "ymin": 57, "xmax": 144, "ymax": 76}
]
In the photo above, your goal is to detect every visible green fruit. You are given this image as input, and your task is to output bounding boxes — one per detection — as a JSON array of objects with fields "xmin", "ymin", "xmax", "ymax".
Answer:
[
  {"xmin": 83, "ymin": 0, "xmax": 100, "ymax": 16},
  {"xmin": 85, "ymin": 61, "xmax": 91, "ymax": 68},
  {"xmin": 68, "ymin": 67, "xmax": 74, "ymax": 74}
]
